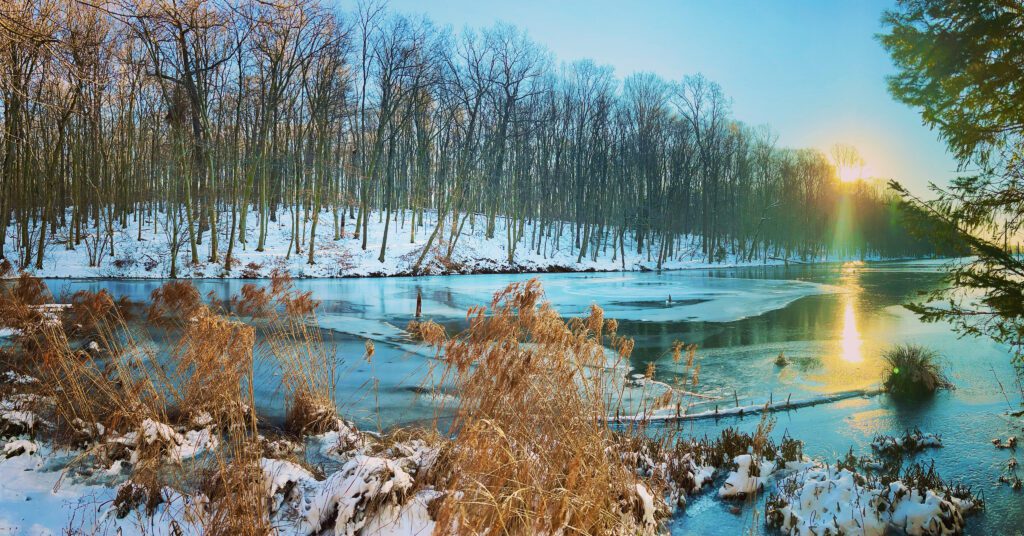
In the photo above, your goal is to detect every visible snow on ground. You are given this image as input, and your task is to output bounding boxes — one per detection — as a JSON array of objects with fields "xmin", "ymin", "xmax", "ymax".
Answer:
[
  {"xmin": 0, "ymin": 421, "xmax": 435, "ymax": 536},
  {"xmin": 0, "ymin": 440, "xmax": 121, "ymax": 536},
  {"xmin": 4, "ymin": 208, "xmax": 864, "ymax": 280}
]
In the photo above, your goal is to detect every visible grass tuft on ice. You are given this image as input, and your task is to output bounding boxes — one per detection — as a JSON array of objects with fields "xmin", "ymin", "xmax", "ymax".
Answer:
[{"xmin": 882, "ymin": 344, "xmax": 951, "ymax": 397}]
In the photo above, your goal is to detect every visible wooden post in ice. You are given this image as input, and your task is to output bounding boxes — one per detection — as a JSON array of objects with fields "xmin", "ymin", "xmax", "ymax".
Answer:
[{"xmin": 415, "ymin": 289, "xmax": 422, "ymax": 318}]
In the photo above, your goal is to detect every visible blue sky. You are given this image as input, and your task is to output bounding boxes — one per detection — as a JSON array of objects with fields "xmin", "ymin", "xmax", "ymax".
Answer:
[{"xmin": 385, "ymin": 0, "xmax": 962, "ymax": 193}]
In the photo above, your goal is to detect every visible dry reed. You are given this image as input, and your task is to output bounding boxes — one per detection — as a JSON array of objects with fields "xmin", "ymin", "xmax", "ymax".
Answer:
[
  {"xmin": 421, "ymin": 278, "xmax": 663, "ymax": 534},
  {"xmin": 238, "ymin": 271, "xmax": 338, "ymax": 435},
  {"xmin": 23, "ymin": 279, "xmax": 270, "ymax": 533}
]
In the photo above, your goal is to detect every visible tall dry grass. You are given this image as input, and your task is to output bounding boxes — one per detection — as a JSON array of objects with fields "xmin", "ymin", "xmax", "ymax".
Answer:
[
  {"xmin": 39, "ymin": 292, "xmax": 168, "ymax": 440},
  {"xmin": 236, "ymin": 271, "xmax": 338, "ymax": 435},
  {"xmin": 27, "ymin": 280, "xmax": 270, "ymax": 534},
  {"xmin": 417, "ymin": 278, "xmax": 662, "ymax": 534},
  {"xmin": 0, "ymin": 271, "xmax": 55, "ymax": 350}
]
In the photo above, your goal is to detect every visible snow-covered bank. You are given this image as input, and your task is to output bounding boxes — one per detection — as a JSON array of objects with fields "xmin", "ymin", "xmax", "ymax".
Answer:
[{"xmin": 3, "ymin": 208, "xmax": 887, "ymax": 280}]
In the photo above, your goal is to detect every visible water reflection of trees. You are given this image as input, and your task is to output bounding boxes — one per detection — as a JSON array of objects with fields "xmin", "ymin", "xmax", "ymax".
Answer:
[{"xmin": 621, "ymin": 294, "xmax": 841, "ymax": 357}]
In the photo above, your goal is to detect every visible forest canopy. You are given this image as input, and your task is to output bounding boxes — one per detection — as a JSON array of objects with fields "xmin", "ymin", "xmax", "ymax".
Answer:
[{"xmin": 0, "ymin": 0, "xmax": 953, "ymax": 275}]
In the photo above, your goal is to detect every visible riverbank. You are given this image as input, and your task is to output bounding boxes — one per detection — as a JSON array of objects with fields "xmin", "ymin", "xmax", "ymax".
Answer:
[{"xmin": 2, "ymin": 208, "xmax": 909, "ymax": 280}]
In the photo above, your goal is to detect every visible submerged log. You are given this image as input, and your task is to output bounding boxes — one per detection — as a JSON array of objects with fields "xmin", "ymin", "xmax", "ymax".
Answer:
[{"xmin": 607, "ymin": 388, "xmax": 883, "ymax": 424}]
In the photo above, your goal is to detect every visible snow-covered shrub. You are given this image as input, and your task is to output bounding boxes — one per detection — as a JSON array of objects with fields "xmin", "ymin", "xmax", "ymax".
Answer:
[
  {"xmin": 2, "ymin": 438, "xmax": 37, "ymax": 458},
  {"xmin": 615, "ymin": 433, "xmax": 716, "ymax": 509},
  {"xmin": 872, "ymin": 428, "xmax": 942, "ymax": 457},
  {"xmin": 766, "ymin": 463, "xmax": 980, "ymax": 535},
  {"xmin": 719, "ymin": 453, "xmax": 777, "ymax": 499},
  {"xmin": 0, "ymin": 393, "xmax": 45, "ymax": 437},
  {"xmin": 301, "ymin": 455, "xmax": 414, "ymax": 535}
]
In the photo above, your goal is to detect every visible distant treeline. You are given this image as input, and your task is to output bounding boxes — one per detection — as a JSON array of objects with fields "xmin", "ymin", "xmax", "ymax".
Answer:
[{"xmin": 0, "ymin": 0, "xmax": 956, "ymax": 272}]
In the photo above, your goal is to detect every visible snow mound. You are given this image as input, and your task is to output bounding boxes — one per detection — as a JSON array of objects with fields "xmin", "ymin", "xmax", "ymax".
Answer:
[
  {"xmin": 0, "ymin": 393, "xmax": 44, "ymax": 434},
  {"xmin": 261, "ymin": 458, "xmax": 315, "ymax": 515},
  {"xmin": 718, "ymin": 454, "xmax": 776, "ymax": 499},
  {"xmin": 2, "ymin": 439, "xmax": 38, "ymax": 458},
  {"xmin": 767, "ymin": 465, "xmax": 978, "ymax": 535},
  {"xmin": 110, "ymin": 419, "xmax": 218, "ymax": 462},
  {"xmin": 359, "ymin": 488, "xmax": 441, "ymax": 536},
  {"xmin": 300, "ymin": 455, "xmax": 415, "ymax": 535},
  {"xmin": 872, "ymin": 429, "xmax": 942, "ymax": 456},
  {"xmin": 140, "ymin": 419, "xmax": 178, "ymax": 445}
]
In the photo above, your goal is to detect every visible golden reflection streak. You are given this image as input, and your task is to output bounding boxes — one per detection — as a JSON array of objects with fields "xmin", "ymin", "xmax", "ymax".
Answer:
[
  {"xmin": 839, "ymin": 261, "xmax": 864, "ymax": 363},
  {"xmin": 806, "ymin": 261, "xmax": 884, "ymax": 392},
  {"xmin": 840, "ymin": 300, "xmax": 862, "ymax": 363}
]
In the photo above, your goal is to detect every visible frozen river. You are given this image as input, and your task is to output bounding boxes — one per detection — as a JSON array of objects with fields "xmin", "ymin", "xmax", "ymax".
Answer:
[{"xmin": 44, "ymin": 261, "xmax": 1022, "ymax": 534}]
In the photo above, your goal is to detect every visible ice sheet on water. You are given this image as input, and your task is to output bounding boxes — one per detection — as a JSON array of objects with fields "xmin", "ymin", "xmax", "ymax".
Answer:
[
  {"xmin": 308, "ymin": 271, "xmax": 833, "ymax": 325},
  {"xmin": 520, "ymin": 273, "xmax": 834, "ymax": 323},
  {"xmin": 316, "ymin": 315, "xmax": 407, "ymax": 341}
]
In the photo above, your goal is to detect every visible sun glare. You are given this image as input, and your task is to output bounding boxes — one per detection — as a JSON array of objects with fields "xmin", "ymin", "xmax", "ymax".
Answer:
[
  {"xmin": 838, "ymin": 165, "xmax": 860, "ymax": 183},
  {"xmin": 837, "ymin": 161, "xmax": 876, "ymax": 183}
]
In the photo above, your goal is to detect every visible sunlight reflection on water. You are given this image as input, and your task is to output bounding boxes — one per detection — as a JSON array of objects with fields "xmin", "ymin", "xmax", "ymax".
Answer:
[
  {"xmin": 840, "ymin": 300, "xmax": 863, "ymax": 363},
  {"xmin": 804, "ymin": 261, "xmax": 889, "ymax": 392}
]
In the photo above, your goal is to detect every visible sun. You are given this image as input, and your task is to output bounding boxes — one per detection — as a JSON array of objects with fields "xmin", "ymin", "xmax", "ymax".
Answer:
[
  {"xmin": 830, "ymin": 143, "xmax": 875, "ymax": 184},
  {"xmin": 838, "ymin": 165, "xmax": 861, "ymax": 183},
  {"xmin": 836, "ymin": 161, "xmax": 875, "ymax": 183}
]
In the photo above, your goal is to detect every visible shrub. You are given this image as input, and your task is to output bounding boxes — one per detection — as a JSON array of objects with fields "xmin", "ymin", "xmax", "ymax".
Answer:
[
  {"xmin": 0, "ymin": 272, "xmax": 53, "ymax": 333},
  {"xmin": 774, "ymin": 352, "xmax": 788, "ymax": 367},
  {"xmin": 882, "ymin": 344, "xmax": 950, "ymax": 396},
  {"xmin": 240, "ymin": 262, "xmax": 263, "ymax": 279}
]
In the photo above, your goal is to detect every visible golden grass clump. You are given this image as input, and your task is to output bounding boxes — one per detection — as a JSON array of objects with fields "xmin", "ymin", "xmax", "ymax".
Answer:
[
  {"xmin": 882, "ymin": 344, "xmax": 951, "ymax": 396},
  {"xmin": 147, "ymin": 280, "xmax": 203, "ymax": 326},
  {"xmin": 243, "ymin": 271, "xmax": 338, "ymax": 436},
  {"xmin": 423, "ymin": 278, "xmax": 663, "ymax": 534},
  {"xmin": 39, "ymin": 307, "xmax": 167, "ymax": 440},
  {"xmin": 168, "ymin": 306, "xmax": 257, "ymax": 425},
  {"xmin": 26, "ymin": 279, "xmax": 272, "ymax": 533},
  {"xmin": 232, "ymin": 283, "xmax": 273, "ymax": 318},
  {"xmin": 198, "ymin": 410, "xmax": 269, "ymax": 536},
  {"xmin": 0, "ymin": 272, "xmax": 54, "ymax": 334},
  {"xmin": 65, "ymin": 289, "xmax": 132, "ymax": 338},
  {"xmin": 0, "ymin": 273, "xmax": 287, "ymax": 534},
  {"xmin": 405, "ymin": 319, "xmax": 447, "ymax": 347}
]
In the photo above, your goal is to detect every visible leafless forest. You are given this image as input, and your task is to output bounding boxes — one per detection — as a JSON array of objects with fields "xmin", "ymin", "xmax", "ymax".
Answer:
[{"xmin": 0, "ymin": 0, "xmax": 944, "ymax": 276}]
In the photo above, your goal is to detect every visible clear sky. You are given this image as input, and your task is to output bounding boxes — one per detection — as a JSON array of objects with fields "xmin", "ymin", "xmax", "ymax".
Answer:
[{"xmin": 384, "ymin": 0, "xmax": 962, "ymax": 193}]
